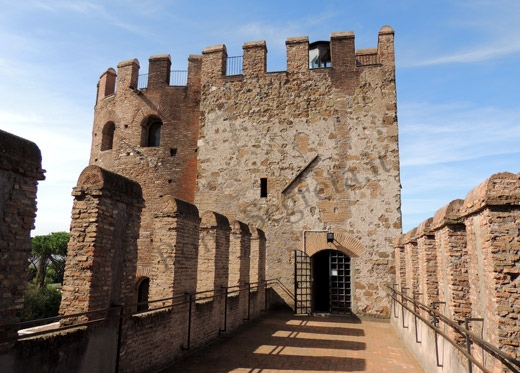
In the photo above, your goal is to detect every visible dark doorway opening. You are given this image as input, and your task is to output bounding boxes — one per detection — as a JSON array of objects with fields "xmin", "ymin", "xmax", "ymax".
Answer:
[
  {"xmin": 311, "ymin": 250, "xmax": 351, "ymax": 314},
  {"xmin": 312, "ymin": 250, "xmax": 330, "ymax": 312},
  {"xmin": 136, "ymin": 277, "xmax": 150, "ymax": 312}
]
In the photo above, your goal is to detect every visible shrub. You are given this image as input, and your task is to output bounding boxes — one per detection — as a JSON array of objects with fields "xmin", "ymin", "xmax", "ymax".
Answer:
[{"xmin": 17, "ymin": 283, "xmax": 61, "ymax": 322}]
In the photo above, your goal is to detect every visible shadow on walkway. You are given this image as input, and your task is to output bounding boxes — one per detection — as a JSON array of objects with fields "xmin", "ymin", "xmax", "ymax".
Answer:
[{"xmin": 162, "ymin": 310, "xmax": 423, "ymax": 372}]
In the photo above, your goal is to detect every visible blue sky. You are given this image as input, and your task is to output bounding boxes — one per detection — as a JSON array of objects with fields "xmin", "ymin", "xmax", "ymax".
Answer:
[{"xmin": 1, "ymin": 0, "xmax": 519, "ymax": 235}]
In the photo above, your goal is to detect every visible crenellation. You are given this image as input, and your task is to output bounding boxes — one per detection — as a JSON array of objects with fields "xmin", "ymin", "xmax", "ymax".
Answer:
[
  {"xmin": 147, "ymin": 54, "xmax": 171, "ymax": 89},
  {"xmin": 116, "ymin": 58, "xmax": 140, "ymax": 92},
  {"xmin": 97, "ymin": 68, "xmax": 116, "ymax": 103},
  {"xmin": 416, "ymin": 217, "xmax": 438, "ymax": 307},
  {"xmin": 201, "ymin": 44, "xmax": 227, "ymax": 84},
  {"xmin": 285, "ymin": 36, "xmax": 309, "ymax": 73},
  {"xmin": 377, "ymin": 25, "xmax": 395, "ymax": 67},
  {"xmin": 242, "ymin": 41, "xmax": 267, "ymax": 77}
]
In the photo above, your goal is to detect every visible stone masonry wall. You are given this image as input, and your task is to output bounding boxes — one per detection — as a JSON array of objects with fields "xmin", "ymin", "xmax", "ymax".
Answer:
[
  {"xmin": 396, "ymin": 172, "xmax": 520, "ymax": 371},
  {"xmin": 0, "ymin": 130, "xmax": 45, "ymax": 343},
  {"xmin": 195, "ymin": 26, "xmax": 401, "ymax": 317}
]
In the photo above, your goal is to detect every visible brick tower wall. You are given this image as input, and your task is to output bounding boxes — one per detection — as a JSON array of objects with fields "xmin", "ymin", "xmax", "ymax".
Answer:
[
  {"xmin": 195, "ymin": 26, "xmax": 401, "ymax": 317},
  {"xmin": 90, "ymin": 54, "xmax": 202, "ymax": 280}
]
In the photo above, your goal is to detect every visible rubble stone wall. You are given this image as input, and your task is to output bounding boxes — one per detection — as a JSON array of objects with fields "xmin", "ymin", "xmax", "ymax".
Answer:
[{"xmin": 195, "ymin": 26, "xmax": 401, "ymax": 317}]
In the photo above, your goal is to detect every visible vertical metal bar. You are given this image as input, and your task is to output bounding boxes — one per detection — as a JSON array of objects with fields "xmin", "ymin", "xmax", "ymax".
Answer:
[
  {"xmin": 432, "ymin": 301, "xmax": 445, "ymax": 367},
  {"xmin": 413, "ymin": 291, "xmax": 422, "ymax": 343},
  {"xmin": 393, "ymin": 284, "xmax": 399, "ymax": 318},
  {"xmin": 115, "ymin": 306, "xmax": 124, "ymax": 373},
  {"xmin": 263, "ymin": 280, "xmax": 268, "ymax": 312},
  {"xmin": 466, "ymin": 318, "xmax": 473, "ymax": 373},
  {"xmin": 329, "ymin": 251, "xmax": 333, "ymax": 313},
  {"xmin": 220, "ymin": 286, "xmax": 228, "ymax": 333},
  {"xmin": 464, "ymin": 318, "xmax": 484, "ymax": 373},
  {"xmin": 401, "ymin": 287, "xmax": 408, "ymax": 328},
  {"xmin": 244, "ymin": 282, "xmax": 251, "ymax": 321},
  {"xmin": 294, "ymin": 251, "xmax": 298, "ymax": 314},
  {"xmin": 182, "ymin": 293, "xmax": 192, "ymax": 350}
]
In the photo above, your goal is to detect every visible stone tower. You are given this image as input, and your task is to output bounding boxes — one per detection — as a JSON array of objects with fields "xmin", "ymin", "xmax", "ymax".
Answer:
[
  {"xmin": 195, "ymin": 26, "xmax": 401, "ymax": 316},
  {"xmin": 89, "ymin": 26, "xmax": 401, "ymax": 317}
]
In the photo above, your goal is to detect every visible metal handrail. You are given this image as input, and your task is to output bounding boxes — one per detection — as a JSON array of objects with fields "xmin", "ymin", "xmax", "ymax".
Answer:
[
  {"xmin": 389, "ymin": 286, "xmax": 520, "ymax": 373},
  {"xmin": 0, "ymin": 279, "xmax": 279, "ymax": 344}
]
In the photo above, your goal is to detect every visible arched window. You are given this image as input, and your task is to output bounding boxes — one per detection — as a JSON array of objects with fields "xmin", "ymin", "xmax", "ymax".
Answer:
[
  {"xmin": 101, "ymin": 121, "xmax": 115, "ymax": 151},
  {"xmin": 145, "ymin": 119, "xmax": 162, "ymax": 147},
  {"xmin": 136, "ymin": 277, "xmax": 149, "ymax": 312}
]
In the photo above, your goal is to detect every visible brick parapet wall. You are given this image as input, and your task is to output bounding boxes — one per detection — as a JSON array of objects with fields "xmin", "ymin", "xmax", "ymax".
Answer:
[
  {"xmin": 152, "ymin": 196, "xmax": 200, "ymax": 301},
  {"xmin": 432, "ymin": 199, "xmax": 470, "ymax": 326},
  {"xmin": 461, "ymin": 172, "xmax": 520, "ymax": 370},
  {"xmin": 416, "ymin": 218, "xmax": 438, "ymax": 306},
  {"xmin": 0, "ymin": 130, "xmax": 44, "ymax": 343},
  {"xmin": 119, "ymin": 206, "xmax": 267, "ymax": 372},
  {"xmin": 197, "ymin": 211, "xmax": 231, "ymax": 296},
  {"xmin": 59, "ymin": 166, "xmax": 143, "ymax": 317},
  {"xmin": 394, "ymin": 235, "xmax": 406, "ymax": 290},
  {"xmin": 403, "ymin": 228, "xmax": 418, "ymax": 295},
  {"xmin": 397, "ymin": 172, "xmax": 520, "ymax": 369}
]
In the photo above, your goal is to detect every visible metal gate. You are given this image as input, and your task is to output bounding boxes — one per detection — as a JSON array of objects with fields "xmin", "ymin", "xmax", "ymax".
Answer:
[
  {"xmin": 294, "ymin": 250, "xmax": 311, "ymax": 314},
  {"xmin": 329, "ymin": 251, "xmax": 351, "ymax": 313}
]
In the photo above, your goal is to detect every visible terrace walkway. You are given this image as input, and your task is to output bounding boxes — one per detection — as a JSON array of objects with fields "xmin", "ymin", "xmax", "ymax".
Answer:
[{"xmin": 163, "ymin": 310, "xmax": 423, "ymax": 372}]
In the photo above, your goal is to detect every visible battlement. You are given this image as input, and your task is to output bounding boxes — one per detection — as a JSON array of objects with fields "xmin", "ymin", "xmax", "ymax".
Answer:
[
  {"xmin": 201, "ymin": 26, "xmax": 394, "ymax": 84},
  {"xmin": 96, "ymin": 54, "xmax": 202, "ymax": 103},
  {"xmin": 96, "ymin": 26, "xmax": 394, "ymax": 102}
]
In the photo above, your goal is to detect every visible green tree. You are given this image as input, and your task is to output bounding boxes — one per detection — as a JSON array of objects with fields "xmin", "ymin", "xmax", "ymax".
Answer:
[{"xmin": 30, "ymin": 232, "xmax": 69, "ymax": 288}]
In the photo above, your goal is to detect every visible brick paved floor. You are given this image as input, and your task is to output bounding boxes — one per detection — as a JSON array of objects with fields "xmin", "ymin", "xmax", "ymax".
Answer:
[{"xmin": 163, "ymin": 311, "xmax": 423, "ymax": 372}]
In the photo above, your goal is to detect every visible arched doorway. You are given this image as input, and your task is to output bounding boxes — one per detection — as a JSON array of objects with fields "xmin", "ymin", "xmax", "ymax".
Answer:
[
  {"xmin": 311, "ymin": 250, "xmax": 351, "ymax": 314},
  {"xmin": 294, "ymin": 249, "xmax": 352, "ymax": 314},
  {"xmin": 136, "ymin": 277, "xmax": 150, "ymax": 312}
]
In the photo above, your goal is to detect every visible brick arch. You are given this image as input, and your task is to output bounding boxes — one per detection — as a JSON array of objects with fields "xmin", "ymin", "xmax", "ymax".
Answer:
[
  {"xmin": 305, "ymin": 231, "xmax": 366, "ymax": 258},
  {"xmin": 139, "ymin": 114, "xmax": 163, "ymax": 147}
]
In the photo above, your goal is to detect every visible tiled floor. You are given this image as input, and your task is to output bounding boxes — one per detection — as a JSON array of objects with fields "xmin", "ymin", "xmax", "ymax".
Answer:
[{"xmin": 163, "ymin": 311, "xmax": 424, "ymax": 372}]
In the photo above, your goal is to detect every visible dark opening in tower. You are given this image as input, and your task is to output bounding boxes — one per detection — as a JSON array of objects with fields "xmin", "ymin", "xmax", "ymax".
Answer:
[
  {"xmin": 311, "ymin": 250, "xmax": 351, "ymax": 314},
  {"xmin": 309, "ymin": 41, "xmax": 331, "ymax": 68}
]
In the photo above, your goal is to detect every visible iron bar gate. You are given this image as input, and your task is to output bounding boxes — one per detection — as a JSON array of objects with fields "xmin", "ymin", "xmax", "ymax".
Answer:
[{"xmin": 294, "ymin": 250, "xmax": 312, "ymax": 314}]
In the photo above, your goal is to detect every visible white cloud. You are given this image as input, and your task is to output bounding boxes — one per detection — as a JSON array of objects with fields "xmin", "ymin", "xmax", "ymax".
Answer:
[
  {"xmin": 399, "ymin": 102, "xmax": 520, "ymax": 166},
  {"xmin": 408, "ymin": 41, "xmax": 520, "ymax": 67}
]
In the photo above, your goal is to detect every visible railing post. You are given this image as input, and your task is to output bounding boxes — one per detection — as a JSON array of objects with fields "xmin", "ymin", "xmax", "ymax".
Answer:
[
  {"xmin": 413, "ymin": 291, "xmax": 422, "ymax": 344},
  {"xmin": 401, "ymin": 287, "xmax": 409, "ymax": 328},
  {"xmin": 115, "ymin": 305, "xmax": 124, "ymax": 373},
  {"xmin": 182, "ymin": 293, "xmax": 193, "ymax": 351},
  {"xmin": 393, "ymin": 283, "xmax": 399, "ymax": 318},
  {"xmin": 432, "ymin": 301, "xmax": 446, "ymax": 367},
  {"xmin": 465, "ymin": 317, "xmax": 484, "ymax": 373},
  {"xmin": 244, "ymin": 282, "xmax": 251, "ymax": 321},
  {"xmin": 220, "ymin": 286, "xmax": 228, "ymax": 333},
  {"xmin": 263, "ymin": 280, "xmax": 268, "ymax": 312}
]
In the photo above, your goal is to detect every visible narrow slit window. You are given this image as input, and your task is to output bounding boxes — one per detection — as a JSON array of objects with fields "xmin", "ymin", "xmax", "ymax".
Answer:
[{"xmin": 260, "ymin": 178, "xmax": 267, "ymax": 198}]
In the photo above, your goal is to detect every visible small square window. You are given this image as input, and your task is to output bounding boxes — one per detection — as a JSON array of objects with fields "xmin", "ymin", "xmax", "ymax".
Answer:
[{"xmin": 260, "ymin": 178, "xmax": 267, "ymax": 198}]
